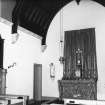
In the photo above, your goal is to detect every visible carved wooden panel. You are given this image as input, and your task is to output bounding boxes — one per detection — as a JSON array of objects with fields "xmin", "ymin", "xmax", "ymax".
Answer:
[
  {"xmin": 0, "ymin": 69, "xmax": 7, "ymax": 94},
  {"xmin": 58, "ymin": 79, "xmax": 97, "ymax": 100}
]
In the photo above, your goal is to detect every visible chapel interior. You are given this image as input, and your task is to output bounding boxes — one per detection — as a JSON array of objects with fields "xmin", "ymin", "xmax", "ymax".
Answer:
[{"xmin": 0, "ymin": 0, "xmax": 105, "ymax": 105}]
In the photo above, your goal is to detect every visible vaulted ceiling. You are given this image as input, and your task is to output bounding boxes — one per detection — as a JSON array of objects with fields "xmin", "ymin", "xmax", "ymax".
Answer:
[{"xmin": 12, "ymin": 0, "xmax": 105, "ymax": 45}]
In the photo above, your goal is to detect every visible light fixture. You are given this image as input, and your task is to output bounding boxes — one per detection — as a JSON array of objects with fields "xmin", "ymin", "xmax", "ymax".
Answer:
[
  {"xmin": 59, "ymin": 56, "xmax": 65, "ymax": 64},
  {"xmin": 7, "ymin": 62, "xmax": 16, "ymax": 69}
]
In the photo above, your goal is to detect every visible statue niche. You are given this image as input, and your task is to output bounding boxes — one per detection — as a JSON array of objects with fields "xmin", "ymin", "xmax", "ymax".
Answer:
[{"xmin": 58, "ymin": 28, "xmax": 98, "ymax": 100}]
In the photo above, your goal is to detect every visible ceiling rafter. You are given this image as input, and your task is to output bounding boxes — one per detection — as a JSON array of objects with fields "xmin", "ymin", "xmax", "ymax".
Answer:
[{"xmin": 12, "ymin": 0, "xmax": 105, "ymax": 45}]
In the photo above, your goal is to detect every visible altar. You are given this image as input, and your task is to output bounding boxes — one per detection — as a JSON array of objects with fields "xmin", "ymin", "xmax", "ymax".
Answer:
[
  {"xmin": 58, "ymin": 79, "xmax": 97, "ymax": 100},
  {"xmin": 58, "ymin": 28, "xmax": 98, "ymax": 100}
]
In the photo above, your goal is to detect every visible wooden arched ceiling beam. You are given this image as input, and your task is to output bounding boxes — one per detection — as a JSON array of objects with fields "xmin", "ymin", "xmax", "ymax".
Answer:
[
  {"xmin": 12, "ymin": 0, "xmax": 105, "ymax": 45},
  {"xmin": 93, "ymin": 0, "xmax": 105, "ymax": 7}
]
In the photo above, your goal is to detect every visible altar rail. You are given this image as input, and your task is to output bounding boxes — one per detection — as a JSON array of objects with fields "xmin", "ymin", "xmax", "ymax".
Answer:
[{"xmin": 0, "ymin": 94, "xmax": 29, "ymax": 105}]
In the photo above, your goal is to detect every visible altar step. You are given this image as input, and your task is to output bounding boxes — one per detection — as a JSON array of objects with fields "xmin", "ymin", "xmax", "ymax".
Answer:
[{"xmin": 64, "ymin": 99, "xmax": 105, "ymax": 105}]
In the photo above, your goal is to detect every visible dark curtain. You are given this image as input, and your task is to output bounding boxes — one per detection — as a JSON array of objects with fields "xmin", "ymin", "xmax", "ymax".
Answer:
[{"xmin": 63, "ymin": 28, "xmax": 98, "ymax": 81}]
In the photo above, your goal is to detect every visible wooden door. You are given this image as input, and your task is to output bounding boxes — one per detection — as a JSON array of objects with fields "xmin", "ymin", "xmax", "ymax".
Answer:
[
  {"xmin": 33, "ymin": 63, "xmax": 42, "ymax": 101},
  {"xmin": 58, "ymin": 28, "xmax": 98, "ymax": 100}
]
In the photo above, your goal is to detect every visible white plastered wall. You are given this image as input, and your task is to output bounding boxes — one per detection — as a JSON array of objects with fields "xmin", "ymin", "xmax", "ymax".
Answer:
[
  {"xmin": 42, "ymin": 0, "xmax": 105, "ymax": 100},
  {"xmin": 0, "ymin": 17, "xmax": 42, "ymax": 99}
]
